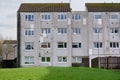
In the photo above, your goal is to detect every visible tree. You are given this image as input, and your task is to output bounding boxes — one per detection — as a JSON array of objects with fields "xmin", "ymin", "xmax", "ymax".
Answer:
[{"xmin": 3, "ymin": 41, "xmax": 14, "ymax": 60}]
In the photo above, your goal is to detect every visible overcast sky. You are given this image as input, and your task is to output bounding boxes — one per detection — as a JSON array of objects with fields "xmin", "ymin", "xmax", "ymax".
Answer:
[{"xmin": 0, "ymin": 0, "xmax": 120, "ymax": 40}]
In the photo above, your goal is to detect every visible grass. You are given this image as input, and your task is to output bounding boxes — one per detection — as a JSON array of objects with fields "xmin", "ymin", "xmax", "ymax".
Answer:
[{"xmin": 0, "ymin": 67, "xmax": 120, "ymax": 80}]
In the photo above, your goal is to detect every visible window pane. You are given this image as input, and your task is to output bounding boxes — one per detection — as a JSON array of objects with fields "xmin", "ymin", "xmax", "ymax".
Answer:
[
  {"xmin": 42, "ymin": 57, "xmax": 45, "ymax": 62},
  {"xmin": 110, "ymin": 14, "xmax": 118, "ymax": 19},
  {"xmin": 47, "ymin": 57, "xmax": 50, "ymax": 62},
  {"xmin": 58, "ymin": 14, "xmax": 67, "ymax": 20},
  {"xmin": 79, "ymin": 43, "xmax": 81, "ymax": 48},
  {"xmin": 63, "ymin": 57, "xmax": 67, "ymax": 62},
  {"xmin": 58, "ymin": 57, "xmax": 62, "ymax": 62},
  {"xmin": 64, "ymin": 43, "xmax": 67, "ymax": 48},
  {"xmin": 25, "ymin": 42, "xmax": 34, "ymax": 50},
  {"xmin": 94, "ymin": 15, "xmax": 102, "ymax": 19}
]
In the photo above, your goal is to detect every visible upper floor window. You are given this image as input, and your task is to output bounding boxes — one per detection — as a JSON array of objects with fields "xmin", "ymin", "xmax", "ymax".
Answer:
[
  {"xmin": 41, "ymin": 42, "xmax": 50, "ymax": 48},
  {"xmin": 94, "ymin": 14, "xmax": 102, "ymax": 19},
  {"xmin": 72, "ymin": 42, "xmax": 81, "ymax": 48},
  {"xmin": 25, "ymin": 28, "xmax": 34, "ymax": 36},
  {"xmin": 42, "ymin": 28, "xmax": 51, "ymax": 34},
  {"xmin": 58, "ymin": 28, "xmax": 67, "ymax": 34},
  {"xmin": 25, "ymin": 42, "xmax": 34, "ymax": 50},
  {"xmin": 25, "ymin": 14, "xmax": 34, "ymax": 21},
  {"xmin": 41, "ymin": 13, "xmax": 51, "ymax": 21},
  {"xmin": 110, "ymin": 28, "xmax": 119, "ymax": 33},
  {"xmin": 72, "ymin": 28, "xmax": 80, "ymax": 34},
  {"xmin": 93, "ymin": 28, "xmax": 103, "ymax": 33},
  {"xmin": 72, "ymin": 14, "xmax": 80, "ymax": 20},
  {"xmin": 109, "ymin": 14, "xmax": 118, "ymax": 20},
  {"xmin": 58, "ymin": 42, "xmax": 67, "ymax": 48},
  {"xmin": 24, "ymin": 56, "xmax": 34, "ymax": 64},
  {"xmin": 58, "ymin": 13, "xmax": 67, "ymax": 20},
  {"xmin": 94, "ymin": 42, "xmax": 102, "ymax": 48},
  {"xmin": 110, "ymin": 42, "xmax": 119, "ymax": 48}
]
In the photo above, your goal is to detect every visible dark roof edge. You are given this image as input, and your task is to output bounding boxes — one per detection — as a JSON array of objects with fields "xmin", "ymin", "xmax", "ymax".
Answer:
[{"xmin": 18, "ymin": 3, "xmax": 71, "ymax": 12}]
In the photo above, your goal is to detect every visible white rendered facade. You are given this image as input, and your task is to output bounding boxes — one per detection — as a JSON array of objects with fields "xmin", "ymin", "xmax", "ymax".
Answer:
[{"xmin": 18, "ymin": 3, "xmax": 120, "ymax": 68}]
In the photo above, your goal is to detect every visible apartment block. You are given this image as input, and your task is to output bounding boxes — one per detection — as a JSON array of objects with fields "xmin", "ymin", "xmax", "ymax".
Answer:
[{"xmin": 17, "ymin": 3, "xmax": 120, "ymax": 68}]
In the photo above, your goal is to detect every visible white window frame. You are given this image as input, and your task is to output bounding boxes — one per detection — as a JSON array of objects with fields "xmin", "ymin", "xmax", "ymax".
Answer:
[
  {"xmin": 24, "ymin": 28, "xmax": 34, "ymax": 36},
  {"xmin": 41, "ymin": 42, "xmax": 51, "ymax": 49},
  {"xmin": 58, "ymin": 57, "xmax": 67, "ymax": 62},
  {"xmin": 25, "ymin": 14, "xmax": 34, "ymax": 21},
  {"xmin": 41, "ymin": 13, "xmax": 51, "ymax": 21},
  {"xmin": 94, "ymin": 13, "xmax": 102, "ymax": 19},
  {"xmin": 58, "ymin": 28, "xmax": 67, "ymax": 34},
  {"xmin": 93, "ymin": 42, "xmax": 103, "ymax": 49},
  {"xmin": 24, "ymin": 56, "xmax": 34, "ymax": 64},
  {"xmin": 109, "ymin": 13, "xmax": 119, "ymax": 20},
  {"xmin": 72, "ymin": 57, "xmax": 82, "ymax": 63},
  {"xmin": 72, "ymin": 14, "xmax": 80, "ymax": 20},
  {"xmin": 42, "ymin": 28, "xmax": 51, "ymax": 34},
  {"xmin": 25, "ymin": 42, "xmax": 34, "ymax": 50},
  {"xmin": 72, "ymin": 42, "xmax": 81, "ymax": 48},
  {"xmin": 41, "ymin": 57, "xmax": 51, "ymax": 62},
  {"xmin": 93, "ymin": 28, "xmax": 103, "ymax": 34},
  {"xmin": 110, "ymin": 42, "xmax": 119, "ymax": 48},
  {"xmin": 72, "ymin": 28, "xmax": 80, "ymax": 34},
  {"xmin": 110, "ymin": 28, "xmax": 119, "ymax": 34},
  {"xmin": 58, "ymin": 42, "xmax": 67, "ymax": 48},
  {"xmin": 58, "ymin": 13, "xmax": 67, "ymax": 21}
]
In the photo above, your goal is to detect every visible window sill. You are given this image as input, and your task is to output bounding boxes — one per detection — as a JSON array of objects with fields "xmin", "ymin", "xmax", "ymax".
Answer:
[
  {"xmin": 41, "ymin": 62, "xmax": 51, "ymax": 63},
  {"xmin": 41, "ymin": 48, "xmax": 51, "ymax": 49},
  {"xmin": 24, "ymin": 50, "xmax": 35, "ymax": 52},
  {"xmin": 58, "ymin": 62, "xmax": 67, "ymax": 63}
]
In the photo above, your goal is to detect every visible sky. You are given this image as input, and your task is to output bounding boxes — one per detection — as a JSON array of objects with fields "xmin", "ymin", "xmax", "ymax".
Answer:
[{"xmin": 0, "ymin": 0, "xmax": 120, "ymax": 40}]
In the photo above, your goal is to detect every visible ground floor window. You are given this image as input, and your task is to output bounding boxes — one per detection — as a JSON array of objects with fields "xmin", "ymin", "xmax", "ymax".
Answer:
[
  {"xmin": 58, "ymin": 57, "xmax": 67, "ymax": 62},
  {"xmin": 72, "ymin": 57, "xmax": 82, "ymax": 63},
  {"xmin": 41, "ymin": 57, "xmax": 50, "ymax": 62},
  {"xmin": 24, "ymin": 56, "xmax": 34, "ymax": 64}
]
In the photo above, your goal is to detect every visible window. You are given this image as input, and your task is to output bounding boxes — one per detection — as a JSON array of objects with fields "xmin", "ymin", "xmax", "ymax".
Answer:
[
  {"xmin": 72, "ymin": 42, "xmax": 81, "ymax": 48},
  {"xmin": 24, "ymin": 56, "xmax": 34, "ymax": 64},
  {"xmin": 58, "ymin": 13, "xmax": 67, "ymax": 20},
  {"xmin": 25, "ymin": 42, "xmax": 34, "ymax": 50},
  {"xmin": 110, "ymin": 42, "xmax": 119, "ymax": 48},
  {"xmin": 41, "ymin": 57, "xmax": 50, "ymax": 62},
  {"xmin": 93, "ymin": 28, "xmax": 103, "ymax": 33},
  {"xmin": 72, "ymin": 28, "xmax": 80, "ymax": 34},
  {"xmin": 42, "ymin": 28, "xmax": 51, "ymax": 34},
  {"xmin": 25, "ymin": 28, "xmax": 34, "ymax": 36},
  {"xmin": 72, "ymin": 14, "xmax": 80, "ymax": 20},
  {"xmin": 41, "ymin": 13, "xmax": 51, "ymax": 21},
  {"xmin": 41, "ymin": 42, "xmax": 50, "ymax": 48},
  {"xmin": 110, "ymin": 28, "xmax": 119, "ymax": 33},
  {"xmin": 25, "ymin": 14, "xmax": 34, "ymax": 21},
  {"xmin": 72, "ymin": 57, "xmax": 82, "ymax": 63},
  {"xmin": 109, "ymin": 14, "xmax": 118, "ymax": 20},
  {"xmin": 58, "ymin": 42, "xmax": 67, "ymax": 48},
  {"xmin": 58, "ymin": 57, "xmax": 67, "ymax": 62},
  {"xmin": 94, "ymin": 42, "xmax": 102, "ymax": 48},
  {"xmin": 58, "ymin": 28, "xmax": 67, "ymax": 34},
  {"xmin": 94, "ymin": 14, "xmax": 102, "ymax": 19}
]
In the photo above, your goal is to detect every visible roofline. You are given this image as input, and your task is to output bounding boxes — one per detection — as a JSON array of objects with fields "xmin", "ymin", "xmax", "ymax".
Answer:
[{"xmin": 18, "ymin": 3, "xmax": 71, "ymax": 12}]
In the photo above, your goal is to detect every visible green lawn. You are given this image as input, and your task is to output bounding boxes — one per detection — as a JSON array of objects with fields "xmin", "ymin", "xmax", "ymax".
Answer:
[{"xmin": 0, "ymin": 67, "xmax": 120, "ymax": 80}]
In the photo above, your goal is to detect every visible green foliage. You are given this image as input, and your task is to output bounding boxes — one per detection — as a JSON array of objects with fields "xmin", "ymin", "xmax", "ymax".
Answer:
[{"xmin": 0, "ymin": 67, "xmax": 119, "ymax": 80}]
